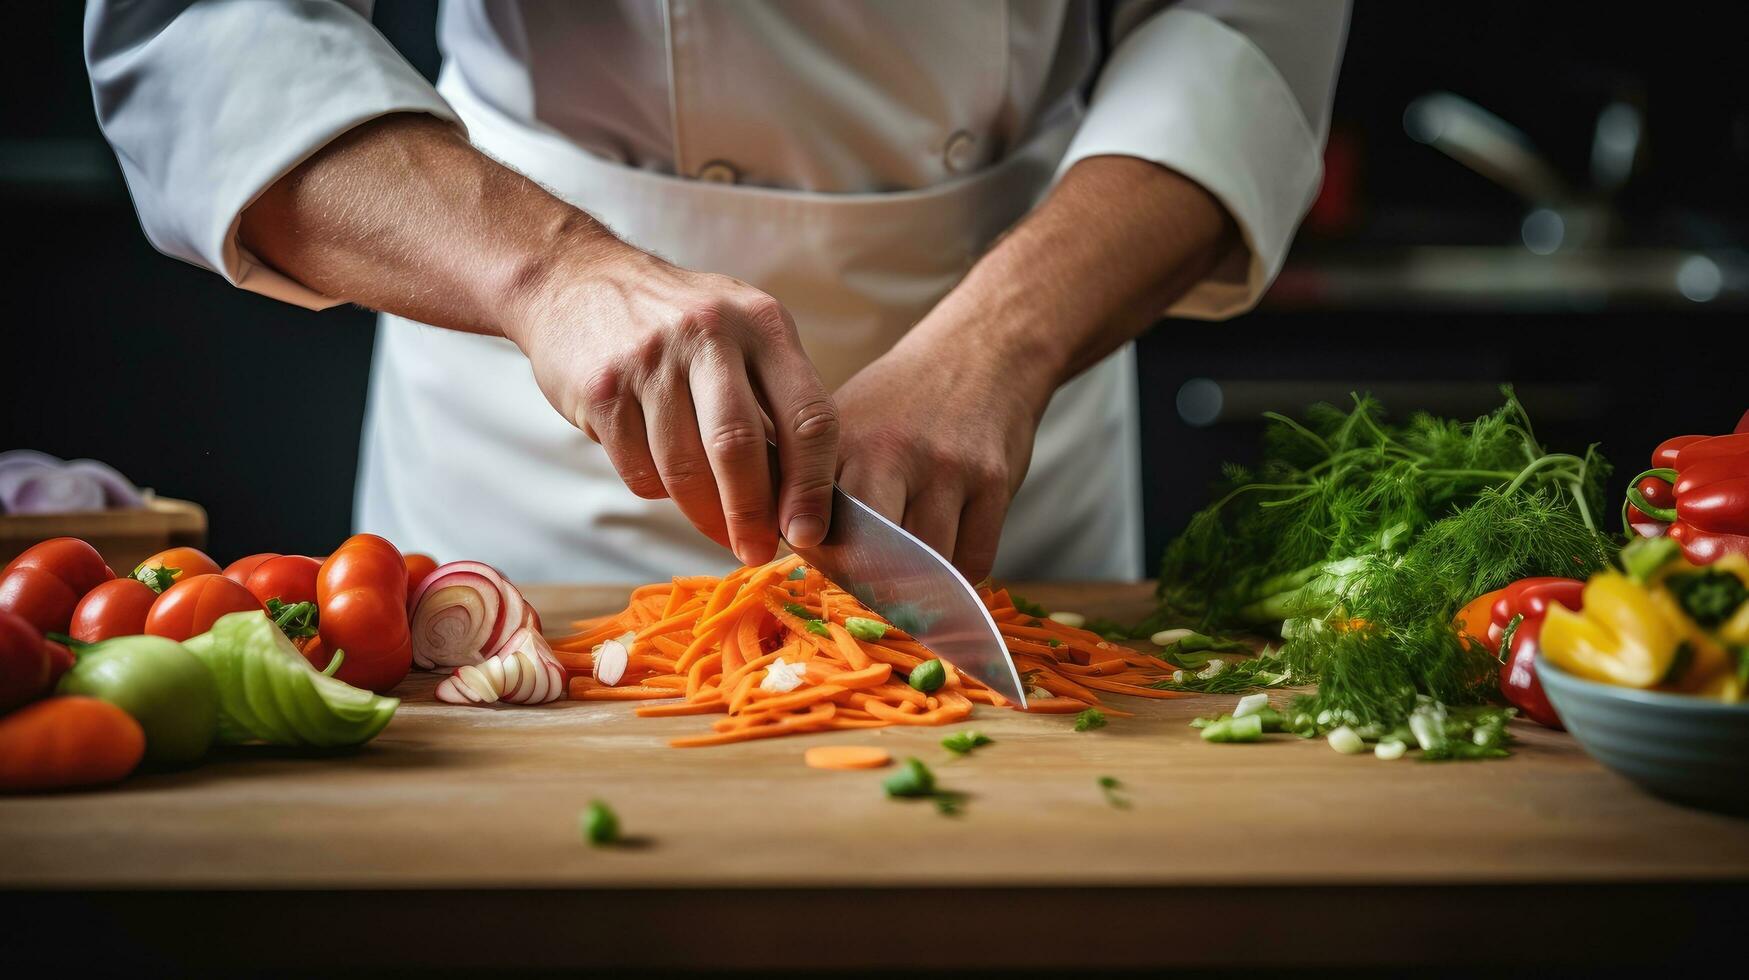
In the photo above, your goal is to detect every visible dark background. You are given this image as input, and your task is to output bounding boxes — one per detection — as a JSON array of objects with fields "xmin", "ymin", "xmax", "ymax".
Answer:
[{"xmin": 3, "ymin": 1, "xmax": 1744, "ymax": 574}]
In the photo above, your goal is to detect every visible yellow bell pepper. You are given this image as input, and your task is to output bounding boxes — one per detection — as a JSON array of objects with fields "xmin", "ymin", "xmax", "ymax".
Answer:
[{"xmin": 1540, "ymin": 571, "xmax": 1683, "ymax": 688}]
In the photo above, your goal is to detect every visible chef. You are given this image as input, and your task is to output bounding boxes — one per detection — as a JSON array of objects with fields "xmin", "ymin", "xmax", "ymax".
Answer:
[{"xmin": 85, "ymin": 1, "xmax": 1348, "ymax": 584}]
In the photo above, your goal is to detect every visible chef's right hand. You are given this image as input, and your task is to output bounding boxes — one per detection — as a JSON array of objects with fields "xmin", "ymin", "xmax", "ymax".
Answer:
[{"xmin": 504, "ymin": 246, "xmax": 839, "ymax": 565}]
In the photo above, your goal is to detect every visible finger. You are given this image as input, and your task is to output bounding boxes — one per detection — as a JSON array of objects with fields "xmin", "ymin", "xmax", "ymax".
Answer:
[
  {"xmin": 837, "ymin": 450, "xmax": 907, "ymax": 525},
  {"xmin": 952, "ymin": 487, "xmax": 1011, "ymax": 584},
  {"xmin": 901, "ymin": 483, "xmax": 963, "ymax": 569},
  {"xmin": 689, "ymin": 345, "xmax": 778, "ymax": 565},
  {"xmin": 641, "ymin": 372, "xmax": 731, "ymax": 552},
  {"xmin": 745, "ymin": 303, "xmax": 839, "ymax": 549},
  {"xmin": 581, "ymin": 376, "xmax": 665, "ymax": 500}
]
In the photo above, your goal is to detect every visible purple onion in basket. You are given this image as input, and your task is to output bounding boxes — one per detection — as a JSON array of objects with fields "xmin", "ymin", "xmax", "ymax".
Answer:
[{"xmin": 0, "ymin": 450, "xmax": 145, "ymax": 514}]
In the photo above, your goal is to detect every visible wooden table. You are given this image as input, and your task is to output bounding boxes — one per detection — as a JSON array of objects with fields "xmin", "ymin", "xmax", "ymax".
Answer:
[{"xmin": 4, "ymin": 583, "xmax": 1748, "ymax": 971}]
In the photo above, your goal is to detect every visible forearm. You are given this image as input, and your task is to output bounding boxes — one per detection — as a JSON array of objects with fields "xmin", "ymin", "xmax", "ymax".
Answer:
[
  {"xmin": 238, "ymin": 113, "xmax": 625, "ymax": 339},
  {"xmin": 901, "ymin": 155, "xmax": 1236, "ymax": 410}
]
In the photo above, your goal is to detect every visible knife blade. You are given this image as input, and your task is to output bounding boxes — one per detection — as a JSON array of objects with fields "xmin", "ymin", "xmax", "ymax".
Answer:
[{"xmin": 787, "ymin": 485, "xmax": 1028, "ymax": 709}]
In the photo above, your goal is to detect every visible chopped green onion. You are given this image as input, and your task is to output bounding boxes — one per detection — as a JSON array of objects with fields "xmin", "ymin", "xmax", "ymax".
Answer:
[
  {"xmin": 1097, "ymin": 775, "xmax": 1131, "ymax": 809},
  {"xmin": 844, "ymin": 616, "xmax": 887, "ymax": 641},
  {"xmin": 1327, "ymin": 725, "xmax": 1366, "ymax": 754},
  {"xmin": 581, "ymin": 800, "xmax": 620, "ymax": 846},
  {"xmin": 787, "ymin": 566, "xmax": 808, "ymax": 581},
  {"xmin": 883, "ymin": 757, "xmax": 937, "ymax": 798},
  {"xmin": 783, "ymin": 602, "xmax": 811, "ymax": 619},
  {"xmin": 907, "ymin": 659, "xmax": 946, "ymax": 692},
  {"xmin": 804, "ymin": 619, "xmax": 831, "ymax": 637},
  {"xmin": 1232, "ymin": 693, "xmax": 1270, "ymax": 718},
  {"xmin": 1374, "ymin": 739, "xmax": 1407, "ymax": 761}
]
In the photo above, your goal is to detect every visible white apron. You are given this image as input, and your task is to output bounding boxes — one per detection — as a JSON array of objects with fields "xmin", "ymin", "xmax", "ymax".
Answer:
[{"xmin": 355, "ymin": 67, "xmax": 1143, "ymax": 584}]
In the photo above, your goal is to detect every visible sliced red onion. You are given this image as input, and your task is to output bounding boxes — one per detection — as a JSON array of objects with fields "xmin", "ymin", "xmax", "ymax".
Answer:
[
  {"xmin": 9, "ymin": 468, "xmax": 105, "ymax": 514},
  {"xmin": 432, "ymin": 627, "xmax": 564, "ymax": 707},
  {"xmin": 63, "ymin": 459, "xmax": 145, "ymax": 508},
  {"xmin": 0, "ymin": 450, "xmax": 61, "ymax": 507},
  {"xmin": 409, "ymin": 560, "xmax": 528, "ymax": 670}
]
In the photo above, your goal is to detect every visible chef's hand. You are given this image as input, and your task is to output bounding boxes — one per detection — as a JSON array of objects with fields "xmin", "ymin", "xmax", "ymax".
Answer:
[
  {"xmin": 834, "ymin": 326, "xmax": 1044, "ymax": 584},
  {"xmin": 240, "ymin": 115, "xmax": 838, "ymax": 566},
  {"xmin": 505, "ymin": 247, "xmax": 840, "ymax": 565},
  {"xmin": 834, "ymin": 155, "xmax": 1237, "ymax": 581}
]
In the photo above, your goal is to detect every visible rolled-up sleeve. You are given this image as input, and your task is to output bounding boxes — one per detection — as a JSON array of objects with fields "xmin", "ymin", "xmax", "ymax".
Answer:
[
  {"xmin": 84, "ymin": 0, "xmax": 461, "ymax": 310},
  {"xmin": 1060, "ymin": 0, "xmax": 1350, "ymax": 319}
]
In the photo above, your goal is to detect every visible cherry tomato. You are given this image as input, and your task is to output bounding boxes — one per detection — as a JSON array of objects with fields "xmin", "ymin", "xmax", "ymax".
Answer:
[
  {"xmin": 0, "ymin": 538, "xmax": 114, "ymax": 633},
  {"xmin": 144, "ymin": 574, "xmax": 264, "ymax": 642},
  {"xmin": 404, "ymin": 553, "xmax": 439, "ymax": 610},
  {"xmin": 135, "ymin": 547, "xmax": 221, "ymax": 586},
  {"xmin": 69, "ymin": 578, "xmax": 158, "ymax": 643},
  {"xmin": 317, "ymin": 534, "xmax": 412, "ymax": 694},
  {"xmin": 245, "ymin": 555, "xmax": 321, "ymax": 607},
  {"xmin": 222, "ymin": 553, "xmax": 280, "ymax": 586}
]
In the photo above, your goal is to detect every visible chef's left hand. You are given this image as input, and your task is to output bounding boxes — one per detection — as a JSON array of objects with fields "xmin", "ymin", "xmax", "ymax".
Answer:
[
  {"xmin": 834, "ymin": 156, "xmax": 1238, "ymax": 582},
  {"xmin": 834, "ymin": 304, "xmax": 1053, "ymax": 584}
]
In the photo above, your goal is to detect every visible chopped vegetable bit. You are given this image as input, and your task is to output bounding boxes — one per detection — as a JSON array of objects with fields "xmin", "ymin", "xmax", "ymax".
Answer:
[
  {"xmin": 1098, "ymin": 775, "xmax": 1132, "ymax": 809},
  {"xmin": 1200, "ymin": 714, "xmax": 1263, "ymax": 742},
  {"xmin": 783, "ymin": 602, "xmax": 811, "ymax": 618},
  {"xmin": 760, "ymin": 657, "xmax": 808, "ymax": 693},
  {"xmin": 844, "ymin": 616, "xmax": 888, "ymax": 641},
  {"xmin": 883, "ymin": 757, "xmax": 937, "ymax": 798},
  {"xmin": 1048, "ymin": 611, "xmax": 1086, "ymax": 629},
  {"xmin": 803, "ymin": 745, "xmax": 891, "ymax": 770},
  {"xmin": 1375, "ymin": 739, "xmax": 1407, "ymax": 761},
  {"xmin": 1151, "ymin": 628, "xmax": 1194, "ymax": 647},
  {"xmin": 581, "ymin": 800, "xmax": 620, "ymax": 846},
  {"xmin": 592, "ymin": 631, "xmax": 634, "ymax": 687},
  {"xmin": 1012, "ymin": 595, "xmax": 1049, "ymax": 617},
  {"xmin": 1196, "ymin": 658, "xmax": 1226, "ymax": 679},
  {"xmin": 1073, "ymin": 708, "xmax": 1107, "ymax": 732},
  {"xmin": 786, "ymin": 566, "xmax": 808, "ymax": 581},
  {"xmin": 1232, "ymin": 693, "xmax": 1271, "ymax": 718},
  {"xmin": 804, "ymin": 619, "xmax": 832, "ymax": 637},
  {"xmin": 1327, "ymin": 725, "xmax": 1365, "ymax": 754},
  {"xmin": 908, "ymin": 659, "xmax": 946, "ymax": 693},
  {"xmin": 941, "ymin": 731, "xmax": 993, "ymax": 755}
]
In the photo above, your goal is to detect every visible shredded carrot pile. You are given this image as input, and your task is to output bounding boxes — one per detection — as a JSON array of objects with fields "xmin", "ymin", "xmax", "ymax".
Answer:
[{"xmin": 552, "ymin": 555, "xmax": 1184, "ymax": 748}]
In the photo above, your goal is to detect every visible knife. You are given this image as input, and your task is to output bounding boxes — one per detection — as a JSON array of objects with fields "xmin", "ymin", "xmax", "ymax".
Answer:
[{"xmin": 786, "ymin": 484, "xmax": 1028, "ymax": 709}]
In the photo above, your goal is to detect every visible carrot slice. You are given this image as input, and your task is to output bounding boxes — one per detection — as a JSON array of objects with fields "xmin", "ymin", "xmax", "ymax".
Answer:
[{"xmin": 803, "ymin": 745, "xmax": 893, "ymax": 770}]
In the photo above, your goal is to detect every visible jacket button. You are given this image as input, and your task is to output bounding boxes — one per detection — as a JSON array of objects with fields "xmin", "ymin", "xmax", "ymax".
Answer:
[
  {"xmin": 943, "ymin": 131, "xmax": 977, "ymax": 174},
  {"xmin": 696, "ymin": 160, "xmax": 738, "ymax": 184}
]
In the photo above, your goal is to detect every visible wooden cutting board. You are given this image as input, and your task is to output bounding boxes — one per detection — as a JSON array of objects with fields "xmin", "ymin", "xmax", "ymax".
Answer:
[{"xmin": 4, "ymin": 582, "xmax": 1748, "ymax": 971}]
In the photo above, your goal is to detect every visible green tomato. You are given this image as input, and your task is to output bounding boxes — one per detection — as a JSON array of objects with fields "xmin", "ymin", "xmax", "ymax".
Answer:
[{"xmin": 59, "ymin": 634, "xmax": 217, "ymax": 766}]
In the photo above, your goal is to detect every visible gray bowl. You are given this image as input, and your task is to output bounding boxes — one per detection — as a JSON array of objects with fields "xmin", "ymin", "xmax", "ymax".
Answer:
[{"xmin": 1540, "ymin": 659, "xmax": 1749, "ymax": 815}]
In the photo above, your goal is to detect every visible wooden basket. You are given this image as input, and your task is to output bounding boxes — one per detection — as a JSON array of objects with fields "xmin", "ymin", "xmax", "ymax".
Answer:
[{"xmin": 0, "ymin": 496, "xmax": 208, "ymax": 574}]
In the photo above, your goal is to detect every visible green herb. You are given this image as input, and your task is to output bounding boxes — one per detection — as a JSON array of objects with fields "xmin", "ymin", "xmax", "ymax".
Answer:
[
  {"xmin": 942, "ymin": 731, "xmax": 992, "ymax": 755},
  {"xmin": 1073, "ymin": 708, "xmax": 1107, "ymax": 732},
  {"xmin": 1665, "ymin": 569, "xmax": 1749, "ymax": 628},
  {"xmin": 132, "ymin": 564, "xmax": 178, "ymax": 594},
  {"xmin": 787, "ymin": 566, "xmax": 808, "ymax": 581},
  {"xmin": 908, "ymin": 660, "xmax": 946, "ymax": 693},
  {"xmin": 883, "ymin": 757, "xmax": 937, "ymax": 798},
  {"xmin": 581, "ymin": 800, "xmax": 620, "ymax": 846},
  {"xmin": 784, "ymin": 602, "xmax": 811, "ymax": 619},
  {"xmin": 1150, "ymin": 389, "xmax": 1611, "ymax": 746},
  {"xmin": 1097, "ymin": 776, "xmax": 1131, "ymax": 809},
  {"xmin": 804, "ymin": 619, "xmax": 832, "ymax": 637},
  {"xmin": 265, "ymin": 597, "xmax": 320, "ymax": 641},
  {"xmin": 1046, "ymin": 638, "xmax": 1061, "ymax": 648},
  {"xmin": 1154, "ymin": 656, "xmax": 1295, "ymax": 694},
  {"xmin": 844, "ymin": 616, "xmax": 888, "ymax": 641},
  {"xmin": 932, "ymin": 792, "xmax": 968, "ymax": 816},
  {"xmin": 1012, "ymin": 594, "xmax": 1049, "ymax": 618}
]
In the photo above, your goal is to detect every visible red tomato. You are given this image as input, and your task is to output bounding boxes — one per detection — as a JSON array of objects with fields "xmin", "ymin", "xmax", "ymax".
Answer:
[
  {"xmin": 69, "ymin": 578, "xmax": 158, "ymax": 643},
  {"xmin": 404, "ymin": 553, "xmax": 439, "ymax": 609},
  {"xmin": 318, "ymin": 534, "xmax": 411, "ymax": 694},
  {"xmin": 143, "ymin": 574, "xmax": 264, "ymax": 642},
  {"xmin": 222, "ymin": 553, "xmax": 280, "ymax": 586},
  {"xmin": 245, "ymin": 555, "xmax": 321, "ymax": 607},
  {"xmin": 135, "ymin": 547, "xmax": 221, "ymax": 586},
  {"xmin": 0, "ymin": 538, "xmax": 114, "ymax": 633},
  {"xmin": 0, "ymin": 609, "xmax": 53, "ymax": 713}
]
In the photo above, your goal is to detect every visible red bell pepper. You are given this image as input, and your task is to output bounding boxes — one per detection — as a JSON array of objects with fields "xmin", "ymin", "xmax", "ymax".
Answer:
[
  {"xmin": 1624, "ymin": 431, "xmax": 1749, "ymax": 564},
  {"xmin": 1487, "ymin": 576, "xmax": 1585, "ymax": 729}
]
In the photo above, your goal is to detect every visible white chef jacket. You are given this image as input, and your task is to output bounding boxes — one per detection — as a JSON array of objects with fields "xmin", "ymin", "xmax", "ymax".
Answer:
[{"xmin": 85, "ymin": 0, "xmax": 1348, "ymax": 583}]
